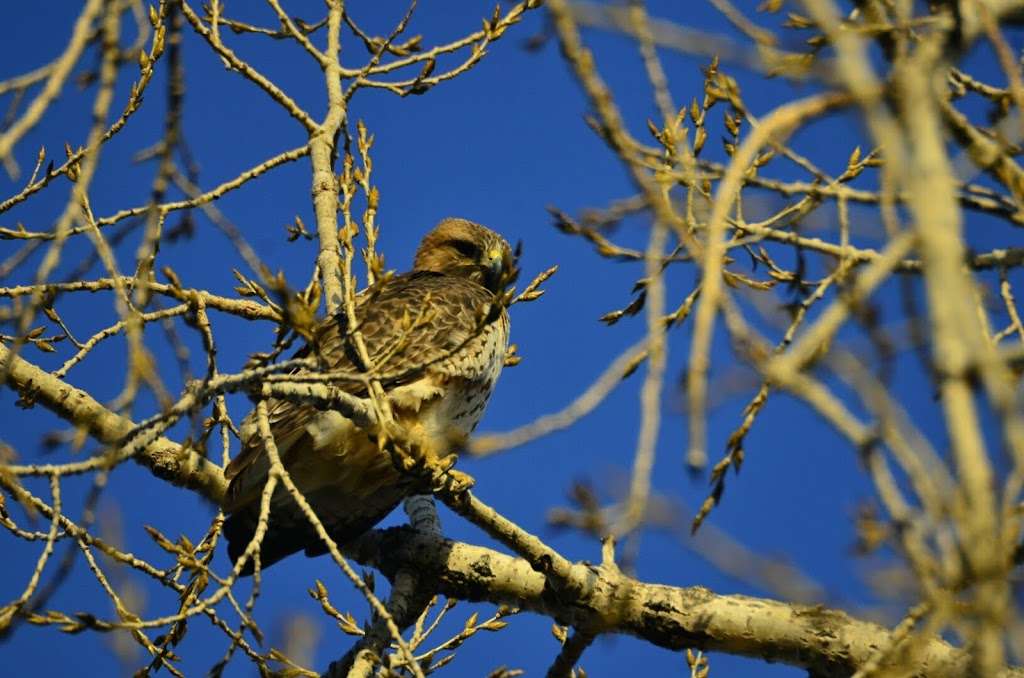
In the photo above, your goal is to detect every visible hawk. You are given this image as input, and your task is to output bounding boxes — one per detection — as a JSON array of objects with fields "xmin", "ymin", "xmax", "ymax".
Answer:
[{"xmin": 223, "ymin": 218, "xmax": 515, "ymax": 573}]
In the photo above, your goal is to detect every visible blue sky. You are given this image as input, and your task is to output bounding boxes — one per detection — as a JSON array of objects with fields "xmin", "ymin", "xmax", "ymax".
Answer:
[{"xmin": 0, "ymin": 2, "xmax": 1018, "ymax": 676}]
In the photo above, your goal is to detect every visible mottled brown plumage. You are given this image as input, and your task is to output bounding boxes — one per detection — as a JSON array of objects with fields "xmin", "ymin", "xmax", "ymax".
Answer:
[{"xmin": 223, "ymin": 219, "xmax": 514, "ymax": 573}]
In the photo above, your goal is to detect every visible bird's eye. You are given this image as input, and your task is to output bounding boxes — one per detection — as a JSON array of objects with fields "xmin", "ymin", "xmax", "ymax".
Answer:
[{"xmin": 449, "ymin": 239, "xmax": 479, "ymax": 259}]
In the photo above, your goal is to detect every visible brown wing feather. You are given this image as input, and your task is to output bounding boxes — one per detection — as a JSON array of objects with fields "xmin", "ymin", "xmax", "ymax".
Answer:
[{"xmin": 224, "ymin": 399, "xmax": 314, "ymax": 481}]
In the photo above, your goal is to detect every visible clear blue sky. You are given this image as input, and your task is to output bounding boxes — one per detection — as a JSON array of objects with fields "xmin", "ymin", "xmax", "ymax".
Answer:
[{"xmin": 0, "ymin": 2, "xmax": 1015, "ymax": 676}]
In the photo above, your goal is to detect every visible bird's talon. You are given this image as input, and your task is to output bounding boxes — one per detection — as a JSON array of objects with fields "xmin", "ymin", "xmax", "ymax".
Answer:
[{"xmin": 435, "ymin": 469, "xmax": 474, "ymax": 494}]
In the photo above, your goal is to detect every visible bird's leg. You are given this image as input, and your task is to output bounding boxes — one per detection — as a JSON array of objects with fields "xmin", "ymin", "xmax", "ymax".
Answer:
[{"xmin": 375, "ymin": 420, "xmax": 426, "ymax": 472}]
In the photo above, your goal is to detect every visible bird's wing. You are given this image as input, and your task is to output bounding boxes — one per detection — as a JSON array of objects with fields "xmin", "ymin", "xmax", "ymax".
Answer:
[{"xmin": 315, "ymin": 270, "xmax": 501, "ymax": 385}]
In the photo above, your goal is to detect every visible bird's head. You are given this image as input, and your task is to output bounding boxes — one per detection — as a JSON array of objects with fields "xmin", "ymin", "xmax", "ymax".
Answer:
[{"xmin": 413, "ymin": 218, "xmax": 518, "ymax": 293}]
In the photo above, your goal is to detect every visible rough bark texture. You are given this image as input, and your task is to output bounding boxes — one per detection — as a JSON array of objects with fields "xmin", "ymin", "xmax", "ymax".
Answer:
[{"xmin": 348, "ymin": 528, "xmax": 1024, "ymax": 678}]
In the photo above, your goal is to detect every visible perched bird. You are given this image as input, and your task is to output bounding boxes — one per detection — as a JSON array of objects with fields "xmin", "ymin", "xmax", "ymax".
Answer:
[{"xmin": 223, "ymin": 218, "xmax": 515, "ymax": 573}]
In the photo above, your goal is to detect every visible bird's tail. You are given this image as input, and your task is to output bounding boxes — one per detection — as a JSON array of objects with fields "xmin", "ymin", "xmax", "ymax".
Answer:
[
  {"xmin": 223, "ymin": 507, "xmax": 313, "ymax": 576},
  {"xmin": 223, "ymin": 490, "xmax": 406, "ymax": 575}
]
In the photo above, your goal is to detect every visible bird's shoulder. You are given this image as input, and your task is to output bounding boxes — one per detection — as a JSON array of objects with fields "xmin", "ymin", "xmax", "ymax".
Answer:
[{"xmin": 356, "ymin": 270, "xmax": 496, "ymax": 315}]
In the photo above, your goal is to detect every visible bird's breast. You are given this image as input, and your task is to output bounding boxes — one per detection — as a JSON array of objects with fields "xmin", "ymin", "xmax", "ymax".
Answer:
[{"xmin": 399, "ymin": 312, "xmax": 509, "ymax": 453}]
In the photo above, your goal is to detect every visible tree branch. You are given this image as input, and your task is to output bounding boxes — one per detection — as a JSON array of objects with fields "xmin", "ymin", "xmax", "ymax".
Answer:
[
  {"xmin": 347, "ymin": 527, "xmax": 1024, "ymax": 678},
  {"xmin": 0, "ymin": 341, "xmax": 226, "ymax": 504}
]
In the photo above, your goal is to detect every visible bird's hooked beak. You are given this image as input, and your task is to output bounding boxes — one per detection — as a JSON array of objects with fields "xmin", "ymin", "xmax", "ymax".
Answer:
[{"xmin": 483, "ymin": 247, "xmax": 505, "ymax": 291}]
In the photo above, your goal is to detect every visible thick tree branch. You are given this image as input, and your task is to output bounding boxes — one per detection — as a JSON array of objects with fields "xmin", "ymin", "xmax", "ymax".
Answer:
[{"xmin": 348, "ymin": 527, "xmax": 1024, "ymax": 678}]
